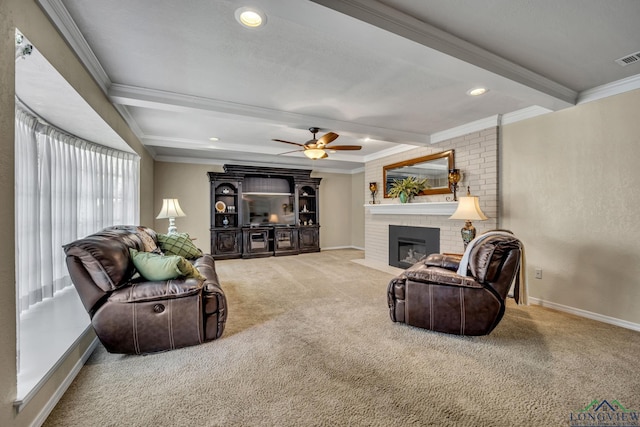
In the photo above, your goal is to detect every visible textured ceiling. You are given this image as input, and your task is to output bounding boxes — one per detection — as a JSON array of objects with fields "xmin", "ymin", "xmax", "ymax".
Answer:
[{"xmin": 18, "ymin": 0, "xmax": 640, "ymax": 172}]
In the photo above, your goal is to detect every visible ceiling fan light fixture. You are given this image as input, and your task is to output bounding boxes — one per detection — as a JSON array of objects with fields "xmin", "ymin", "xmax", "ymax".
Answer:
[
  {"xmin": 304, "ymin": 148, "xmax": 326, "ymax": 160},
  {"xmin": 235, "ymin": 7, "xmax": 266, "ymax": 28}
]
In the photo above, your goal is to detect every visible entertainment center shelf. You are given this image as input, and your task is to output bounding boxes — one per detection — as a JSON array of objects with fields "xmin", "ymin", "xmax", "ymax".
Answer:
[{"xmin": 208, "ymin": 165, "xmax": 322, "ymax": 260}]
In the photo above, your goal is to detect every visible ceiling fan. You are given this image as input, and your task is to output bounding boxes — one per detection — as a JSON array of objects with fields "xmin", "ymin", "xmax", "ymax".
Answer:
[{"xmin": 273, "ymin": 127, "xmax": 362, "ymax": 160}]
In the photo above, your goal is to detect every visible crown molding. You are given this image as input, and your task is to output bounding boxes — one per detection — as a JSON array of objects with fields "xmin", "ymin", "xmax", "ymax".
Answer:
[
  {"xmin": 577, "ymin": 73, "xmax": 640, "ymax": 105},
  {"xmin": 37, "ymin": 0, "xmax": 112, "ymax": 93},
  {"xmin": 501, "ymin": 106, "xmax": 553, "ymax": 125},
  {"xmin": 429, "ymin": 115, "xmax": 499, "ymax": 143},
  {"xmin": 154, "ymin": 156, "xmax": 362, "ymax": 174}
]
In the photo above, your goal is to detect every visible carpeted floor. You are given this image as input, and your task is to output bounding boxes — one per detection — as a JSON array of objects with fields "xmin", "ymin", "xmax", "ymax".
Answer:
[{"xmin": 44, "ymin": 249, "xmax": 640, "ymax": 426}]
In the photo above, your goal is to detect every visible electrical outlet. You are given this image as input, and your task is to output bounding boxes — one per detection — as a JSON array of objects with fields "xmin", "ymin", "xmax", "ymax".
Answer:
[{"xmin": 535, "ymin": 268, "xmax": 543, "ymax": 279}]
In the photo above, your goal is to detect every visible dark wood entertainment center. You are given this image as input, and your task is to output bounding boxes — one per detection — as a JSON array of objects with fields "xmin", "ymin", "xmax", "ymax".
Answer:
[{"xmin": 208, "ymin": 165, "xmax": 321, "ymax": 259}]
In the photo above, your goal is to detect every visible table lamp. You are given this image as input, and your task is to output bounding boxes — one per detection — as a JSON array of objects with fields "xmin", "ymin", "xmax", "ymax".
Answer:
[
  {"xmin": 449, "ymin": 187, "xmax": 487, "ymax": 249},
  {"xmin": 156, "ymin": 198, "xmax": 186, "ymax": 234}
]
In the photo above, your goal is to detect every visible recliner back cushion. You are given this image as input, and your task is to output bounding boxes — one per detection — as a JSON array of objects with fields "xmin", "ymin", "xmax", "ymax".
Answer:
[
  {"xmin": 469, "ymin": 236, "xmax": 520, "ymax": 283},
  {"xmin": 63, "ymin": 231, "xmax": 140, "ymax": 292},
  {"xmin": 104, "ymin": 225, "xmax": 160, "ymax": 253}
]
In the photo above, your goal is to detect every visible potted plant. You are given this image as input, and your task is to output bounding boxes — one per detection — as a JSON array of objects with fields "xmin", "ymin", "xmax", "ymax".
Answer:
[{"xmin": 387, "ymin": 176, "xmax": 429, "ymax": 203}]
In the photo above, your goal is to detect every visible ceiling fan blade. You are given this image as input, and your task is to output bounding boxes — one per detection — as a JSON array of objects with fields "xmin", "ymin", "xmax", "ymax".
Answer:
[
  {"xmin": 272, "ymin": 139, "xmax": 305, "ymax": 148},
  {"xmin": 325, "ymin": 145, "xmax": 362, "ymax": 150},
  {"xmin": 317, "ymin": 132, "xmax": 339, "ymax": 146}
]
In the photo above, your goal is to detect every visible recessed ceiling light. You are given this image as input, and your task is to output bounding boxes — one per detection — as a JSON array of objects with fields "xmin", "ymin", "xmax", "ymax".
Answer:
[
  {"xmin": 209, "ymin": 137, "xmax": 219, "ymax": 142},
  {"xmin": 235, "ymin": 7, "xmax": 266, "ymax": 28},
  {"xmin": 468, "ymin": 87, "xmax": 488, "ymax": 96}
]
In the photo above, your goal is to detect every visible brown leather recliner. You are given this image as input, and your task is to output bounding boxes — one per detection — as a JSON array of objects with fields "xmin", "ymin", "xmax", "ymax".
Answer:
[
  {"xmin": 63, "ymin": 225, "xmax": 227, "ymax": 354},
  {"xmin": 387, "ymin": 233, "xmax": 523, "ymax": 336}
]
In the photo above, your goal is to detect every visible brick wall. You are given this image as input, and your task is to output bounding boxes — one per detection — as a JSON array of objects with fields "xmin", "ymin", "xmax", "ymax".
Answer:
[{"xmin": 364, "ymin": 127, "xmax": 499, "ymax": 265}]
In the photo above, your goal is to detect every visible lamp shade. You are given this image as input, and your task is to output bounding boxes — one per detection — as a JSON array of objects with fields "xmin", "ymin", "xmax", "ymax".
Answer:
[
  {"xmin": 156, "ymin": 198, "xmax": 186, "ymax": 219},
  {"xmin": 449, "ymin": 196, "xmax": 488, "ymax": 221}
]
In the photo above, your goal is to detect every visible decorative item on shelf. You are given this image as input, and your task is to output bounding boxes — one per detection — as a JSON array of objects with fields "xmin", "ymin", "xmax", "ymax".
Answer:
[
  {"xmin": 222, "ymin": 187, "xmax": 230, "ymax": 194},
  {"xmin": 222, "ymin": 216, "xmax": 230, "ymax": 227},
  {"xmin": 446, "ymin": 169, "xmax": 461, "ymax": 201},
  {"xmin": 227, "ymin": 205, "xmax": 235, "ymax": 213},
  {"xmin": 369, "ymin": 182, "xmax": 378, "ymax": 204},
  {"xmin": 156, "ymin": 198, "xmax": 187, "ymax": 234},
  {"xmin": 449, "ymin": 186, "xmax": 488, "ymax": 249},
  {"xmin": 308, "ymin": 219, "xmax": 313, "ymax": 225},
  {"xmin": 302, "ymin": 191, "xmax": 308, "ymax": 196},
  {"xmin": 301, "ymin": 205, "xmax": 308, "ymax": 213},
  {"xmin": 387, "ymin": 176, "xmax": 429, "ymax": 203},
  {"xmin": 215, "ymin": 201, "xmax": 226, "ymax": 213}
]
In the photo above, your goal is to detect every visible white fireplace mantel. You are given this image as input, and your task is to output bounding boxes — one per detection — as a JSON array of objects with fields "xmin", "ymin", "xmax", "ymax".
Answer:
[{"xmin": 364, "ymin": 201, "xmax": 458, "ymax": 216}]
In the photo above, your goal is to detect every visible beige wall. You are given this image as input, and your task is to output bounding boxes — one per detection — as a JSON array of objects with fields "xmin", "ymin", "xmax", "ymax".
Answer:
[
  {"xmin": 153, "ymin": 162, "xmax": 223, "ymax": 251},
  {"xmin": 153, "ymin": 162, "xmax": 364, "ymax": 251},
  {"xmin": 502, "ymin": 89, "xmax": 640, "ymax": 325},
  {"xmin": 1, "ymin": 1, "xmax": 155, "ymax": 425},
  {"xmin": 313, "ymin": 171, "xmax": 362, "ymax": 249}
]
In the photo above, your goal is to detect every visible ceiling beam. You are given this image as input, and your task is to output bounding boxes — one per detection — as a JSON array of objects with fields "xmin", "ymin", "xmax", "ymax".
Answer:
[
  {"xmin": 310, "ymin": 0, "xmax": 577, "ymax": 106},
  {"xmin": 108, "ymin": 83, "xmax": 433, "ymax": 145}
]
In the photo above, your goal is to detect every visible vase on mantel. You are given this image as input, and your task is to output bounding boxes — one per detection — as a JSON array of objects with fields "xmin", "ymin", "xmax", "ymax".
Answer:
[{"xmin": 399, "ymin": 192, "xmax": 408, "ymax": 204}]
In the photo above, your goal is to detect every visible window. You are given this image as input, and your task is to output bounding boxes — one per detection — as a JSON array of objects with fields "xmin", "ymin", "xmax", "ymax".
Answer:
[{"xmin": 14, "ymin": 105, "xmax": 139, "ymax": 312}]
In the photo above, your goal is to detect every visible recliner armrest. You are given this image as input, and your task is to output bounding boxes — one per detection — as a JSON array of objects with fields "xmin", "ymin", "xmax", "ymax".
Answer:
[
  {"xmin": 108, "ymin": 279, "xmax": 203, "ymax": 303},
  {"xmin": 422, "ymin": 253, "xmax": 462, "ymax": 272},
  {"xmin": 404, "ymin": 266, "xmax": 483, "ymax": 289}
]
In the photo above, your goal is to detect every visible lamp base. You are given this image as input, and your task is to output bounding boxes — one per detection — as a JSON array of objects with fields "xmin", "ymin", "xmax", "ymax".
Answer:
[
  {"xmin": 167, "ymin": 217, "xmax": 178, "ymax": 234},
  {"xmin": 461, "ymin": 220, "xmax": 476, "ymax": 249}
]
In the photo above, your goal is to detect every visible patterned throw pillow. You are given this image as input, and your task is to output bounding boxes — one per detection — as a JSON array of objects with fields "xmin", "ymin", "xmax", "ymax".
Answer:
[
  {"xmin": 157, "ymin": 233, "xmax": 203, "ymax": 259},
  {"xmin": 136, "ymin": 226, "xmax": 161, "ymax": 253}
]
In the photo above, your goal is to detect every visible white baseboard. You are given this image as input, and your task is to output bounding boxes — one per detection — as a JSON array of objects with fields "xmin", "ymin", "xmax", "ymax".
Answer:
[
  {"xmin": 529, "ymin": 297, "xmax": 640, "ymax": 332},
  {"xmin": 321, "ymin": 245, "xmax": 364, "ymax": 251},
  {"xmin": 28, "ymin": 334, "xmax": 99, "ymax": 427}
]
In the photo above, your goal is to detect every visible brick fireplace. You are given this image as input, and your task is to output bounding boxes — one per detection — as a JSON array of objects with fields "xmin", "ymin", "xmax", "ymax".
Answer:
[{"xmin": 364, "ymin": 126, "xmax": 499, "ymax": 267}]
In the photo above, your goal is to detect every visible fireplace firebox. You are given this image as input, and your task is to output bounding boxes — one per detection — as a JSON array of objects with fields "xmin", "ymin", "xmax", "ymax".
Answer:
[{"xmin": 389, "ymin": 225, "xmax": 439, "ymax": 268}]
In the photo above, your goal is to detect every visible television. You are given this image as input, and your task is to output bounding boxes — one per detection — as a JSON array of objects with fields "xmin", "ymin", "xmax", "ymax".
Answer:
[{"xmin": 242, "ymin": 193, "xmax": 295, "ymax": 226}]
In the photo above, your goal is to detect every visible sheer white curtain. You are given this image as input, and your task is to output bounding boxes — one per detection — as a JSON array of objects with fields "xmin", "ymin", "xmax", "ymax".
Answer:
[{"xmin": 15, "ymin": 105, "xmax": 140, "ymax": 312}]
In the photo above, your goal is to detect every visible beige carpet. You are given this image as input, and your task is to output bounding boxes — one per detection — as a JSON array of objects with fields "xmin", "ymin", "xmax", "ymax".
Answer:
[{"xmin": 44, "ymin": 249, "xmax": 640, "ymax": 426}]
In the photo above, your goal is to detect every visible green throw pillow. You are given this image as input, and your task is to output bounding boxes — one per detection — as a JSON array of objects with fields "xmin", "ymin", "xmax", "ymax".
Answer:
[
  {"xmin": 176, "ymin": 257, "xmax": 206, "ymax": 281},
  {"xmin": 130, "ymin": 249, "xmax": 204, "ymax": 281},
  {"xmin": 157, "ymin": 233, "xmax": 203, "ymax": 259}
]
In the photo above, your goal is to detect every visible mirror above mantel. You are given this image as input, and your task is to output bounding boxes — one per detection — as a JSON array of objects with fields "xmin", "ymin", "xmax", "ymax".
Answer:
[{"xmin": 383, "ymin": 150, "xmax": 455, "ymax": 198}]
